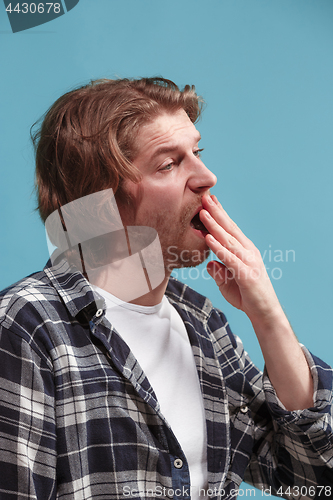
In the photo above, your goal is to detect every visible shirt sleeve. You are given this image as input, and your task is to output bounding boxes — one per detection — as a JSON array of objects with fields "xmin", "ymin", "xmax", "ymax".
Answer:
[
  {"xmin": 242, "ymin": 339, "xmax": 333, "ymax": 494},
  {"xmin": 0, "ymin": 325, "xmax": 57, "ymax": 499}
]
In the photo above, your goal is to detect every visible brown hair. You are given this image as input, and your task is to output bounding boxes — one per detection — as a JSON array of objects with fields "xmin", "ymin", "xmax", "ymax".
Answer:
[{"xmin": 32, "ymin": 77, "xmax": 203, "ymax": 223}]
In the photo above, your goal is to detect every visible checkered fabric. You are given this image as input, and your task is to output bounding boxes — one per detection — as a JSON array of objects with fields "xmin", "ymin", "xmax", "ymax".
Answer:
[{"xmin": 0, "ymin": 259, "xmax": 332, "ymax": 499}]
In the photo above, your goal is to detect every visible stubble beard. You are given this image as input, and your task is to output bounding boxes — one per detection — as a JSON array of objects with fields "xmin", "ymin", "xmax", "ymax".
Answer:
[
  {"xmin": 155, "ymin": 206, "xmax": 211, "ymax": 273},
  {"xmin": 117, "ymin": 192, "xmax": 211, "ymax": 273}
]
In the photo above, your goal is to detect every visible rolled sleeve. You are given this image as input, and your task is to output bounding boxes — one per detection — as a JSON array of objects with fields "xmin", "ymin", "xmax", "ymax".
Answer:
[{"xmin": 263, "ymin": 346, "xmax": 333, "ymax": 464}]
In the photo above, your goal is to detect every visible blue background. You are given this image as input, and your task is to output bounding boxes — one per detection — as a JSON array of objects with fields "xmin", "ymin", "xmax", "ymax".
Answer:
[{"xmin": 1, "ymin": 1, "xmax": 333, "ymax": 496}]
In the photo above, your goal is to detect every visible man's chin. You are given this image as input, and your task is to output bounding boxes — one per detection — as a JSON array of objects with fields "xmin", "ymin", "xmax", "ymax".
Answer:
[{"xmin": 164, "ymin": 246, "xmax": 211, "ymax": 273}]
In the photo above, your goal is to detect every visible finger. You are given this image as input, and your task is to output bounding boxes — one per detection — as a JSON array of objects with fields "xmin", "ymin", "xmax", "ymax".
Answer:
[
  {"xmin": 201, "ymin": 194, "xmax": 251, "ymax": 249},
  {"xmin": 200, "ymin": 209, "xmax": 248, "ymax": 262},
  {"xmin": 210, "ymin": 194, "xmax": 220, "ymax": 207},
  {"xmin": 205, "ymin": 232, "xmax": 244, "ymax": 273},
  {"xmin": 207, "ymin": 260, "xmax": 234, "ymax": 286},
  {"xmin": 206, "ymin": 232, "xmax": 261, "ymax": 283}
]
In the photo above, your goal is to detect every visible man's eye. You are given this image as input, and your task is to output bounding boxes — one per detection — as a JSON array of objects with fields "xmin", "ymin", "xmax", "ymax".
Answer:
[
  {"xmin": 160, "ymin": 162, "xmax": 174, "ymax": 171},
  {"xmin": 193, "ymin": 148, "xmax": 204, "ymax": 158}
]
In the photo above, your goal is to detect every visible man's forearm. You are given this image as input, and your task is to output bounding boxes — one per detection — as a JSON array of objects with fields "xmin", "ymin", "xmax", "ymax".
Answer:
[{"xmin": 250, "ymin": 308, "xmax": 314, "ymax": 411}]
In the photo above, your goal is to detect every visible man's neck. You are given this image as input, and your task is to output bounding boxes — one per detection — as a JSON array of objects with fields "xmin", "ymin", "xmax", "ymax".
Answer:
[
  {"xmin": 129, "ymin": 275, "xmax": 170, "ymax": 306},
  {"xmin": 89, "ymin": 270, "xmax": 171, "ymax": 307}
]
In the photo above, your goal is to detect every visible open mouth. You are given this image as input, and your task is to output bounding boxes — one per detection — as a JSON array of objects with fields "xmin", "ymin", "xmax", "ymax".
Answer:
[{"xmin": 190, "ymin": 212, "xmax": 208, "ymax": 233}]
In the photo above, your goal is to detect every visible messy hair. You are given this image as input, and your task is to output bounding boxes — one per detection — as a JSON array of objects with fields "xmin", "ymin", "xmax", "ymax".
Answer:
[{"xmin": 32, "ymin": 77, "xmax": 203, "ymax": 223}]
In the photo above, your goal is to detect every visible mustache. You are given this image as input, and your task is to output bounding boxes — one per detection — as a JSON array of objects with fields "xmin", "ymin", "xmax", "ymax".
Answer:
[{"xmin": 180, "ymin": 195, "xmax": 205, "ymax": 226}]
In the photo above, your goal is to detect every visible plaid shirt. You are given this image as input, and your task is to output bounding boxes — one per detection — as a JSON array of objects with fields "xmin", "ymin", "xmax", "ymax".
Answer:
[{"xmin": 0, "ymin": 259, "xmax": 332, "ymax": 500}]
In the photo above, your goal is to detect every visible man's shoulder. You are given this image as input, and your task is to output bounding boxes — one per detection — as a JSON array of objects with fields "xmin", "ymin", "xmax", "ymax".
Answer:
[
  {"xmin": 166, "ymin": 276, "xmax": 228, "ymax": 326},
  {"xmin": 0, "ymin": 268, "xmax": 52, "ymax": 312},
  {"xmin": 0, "ymin": 267, "xmax": 61, "ymax": 345},
  {"xmin": 3, "ymin": 264, "xmax": 64, "ymax": 311},
  {"xmin": 166, "ymin": 276, "xmax": 213, "ymax": 311},
  {"xmin": 0, "ymin": 260, "xmax": 94, "ymax": 327}
]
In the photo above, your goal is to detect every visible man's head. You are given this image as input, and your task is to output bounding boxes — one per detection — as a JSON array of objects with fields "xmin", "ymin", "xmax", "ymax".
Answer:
[
  {"xmin": 119, "ymin": 109, "xmax": 217, "ymax": 270},
  {"xmin": 33, "ymin": 77, "xmax": 216, "ymax": 272},
  {"xmin": 33, "ymin": 77, "xmax": 203, "ymax": 222}
]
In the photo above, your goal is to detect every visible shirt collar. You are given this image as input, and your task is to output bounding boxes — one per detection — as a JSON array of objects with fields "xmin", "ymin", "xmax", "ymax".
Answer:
[
  {"xmin": 44, "ymin": 258, "xmax": 102, "ymax": 320},
  {"xmin": 44, "ymin": 258, "xmax": 213, "ymax": 324}
]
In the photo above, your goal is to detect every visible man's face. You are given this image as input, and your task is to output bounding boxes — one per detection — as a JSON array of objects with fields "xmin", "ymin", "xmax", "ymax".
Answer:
[{"xmin": 119, "ymin": 109, "xmax": 217, "ymax": 271}]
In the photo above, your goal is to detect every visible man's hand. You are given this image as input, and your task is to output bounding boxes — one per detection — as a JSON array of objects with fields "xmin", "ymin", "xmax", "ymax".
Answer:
[
  {"xmin": 200, "ymin": 193, "xmax": 314, "ymax": 411},
  {"xmin": 200, "ymin": 194, "xmax": 281, "ymax": 326}
]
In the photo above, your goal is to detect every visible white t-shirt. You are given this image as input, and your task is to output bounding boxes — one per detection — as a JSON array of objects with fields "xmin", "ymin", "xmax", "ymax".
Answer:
[{"xmin": 93, "ymin": 285, "xmax": 208, "ymax": 500}]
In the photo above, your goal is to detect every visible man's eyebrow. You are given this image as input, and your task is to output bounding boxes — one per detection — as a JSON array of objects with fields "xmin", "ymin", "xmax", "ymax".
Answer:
[{"xmin": 150, "ymin": 133, "xmax": 202, "ymax": 161}]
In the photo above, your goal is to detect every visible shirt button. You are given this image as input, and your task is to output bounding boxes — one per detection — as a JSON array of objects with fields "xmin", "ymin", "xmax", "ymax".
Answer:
[
  {"xmin": 174, "ymin": 458, "xmax": 183, "ymax": 469},
  {"xmin": 240, "ymin": 405, "xmax": 248, "ymax": 414},
  {"xmin": 95, "ymin": 309, "xmax": 103, "ymax": 317}
]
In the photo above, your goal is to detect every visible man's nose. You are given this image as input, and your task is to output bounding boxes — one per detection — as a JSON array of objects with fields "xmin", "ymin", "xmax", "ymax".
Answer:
[{"xmin": 187, "ymin": 160, "xmax": 217, "ymax": 193}]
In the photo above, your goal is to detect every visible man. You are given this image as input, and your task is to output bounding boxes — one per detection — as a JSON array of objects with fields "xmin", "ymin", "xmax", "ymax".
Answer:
[{"xmin": 0, "ymin": 77, "xmax": 332, "ymax": 499}]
